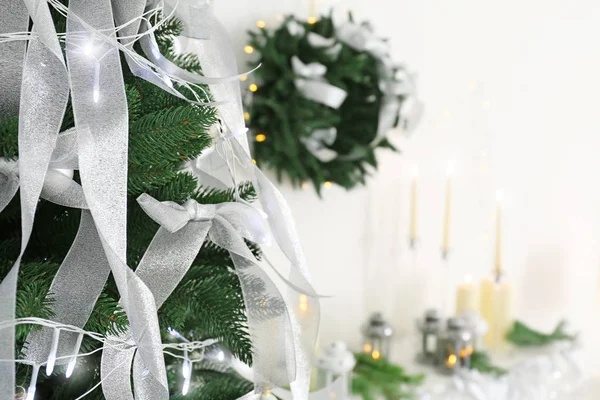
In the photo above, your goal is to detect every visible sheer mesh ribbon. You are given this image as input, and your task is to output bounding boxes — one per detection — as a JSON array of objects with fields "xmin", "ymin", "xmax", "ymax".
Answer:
[{"xmin": 0, "ymin": 0, "xmax": 70, "ymax": 396}]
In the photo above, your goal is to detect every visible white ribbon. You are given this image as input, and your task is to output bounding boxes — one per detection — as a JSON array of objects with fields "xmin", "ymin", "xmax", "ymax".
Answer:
[
  {"xmin": 336, "ymin": 22, "xmax": 389, "ymax": 59},
  {"xmin": 291, "ymin": 56, "xmax": 347, "ymax": 109},
  {"xmin": 0, "ymin": 0, "xmax": 70, "ymax": 396},
  {"xmin": 291, "ymin": 56, "xmax": 327, "ymax": 79},
  {"xmin": 300, "ymin": 128, "xmax": 338, "ymax": 162},
  {"xmin": 287, "ymin": 20, "xmax": 306, "ymax": 37},
  {"xmin": 306, "ymin": 32, "xmax": 337, "ymax": 48}
]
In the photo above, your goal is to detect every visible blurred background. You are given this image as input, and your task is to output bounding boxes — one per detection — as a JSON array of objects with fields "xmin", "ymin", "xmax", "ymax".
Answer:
[{"xmin": 215, "ymin": 0, "xmax": 600, "ymax": 372}]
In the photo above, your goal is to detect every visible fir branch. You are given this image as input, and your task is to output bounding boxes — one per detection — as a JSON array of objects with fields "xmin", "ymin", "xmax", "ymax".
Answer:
[
  {"xmin": 171, "ymin": 369, "xmax": 253, "ymax": 400},
  {"xmin": 352, "ymin": 353, "xmax": 424, "ymax": 400},
  {"xmin": 0, "ymin": 115, "xmax": 19, "ymax": 159},
  {"xmin": 470, "ymin": 351, "xmax": 507, "ymax": 376},
  {"xmin": 506, "ymin": 320, "xmax": 576, "ymax": 347}
]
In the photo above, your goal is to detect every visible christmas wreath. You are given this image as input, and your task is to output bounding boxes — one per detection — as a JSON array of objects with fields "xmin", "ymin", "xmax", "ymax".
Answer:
[{"xmin": 245, "ymin": 13, "xmax": 423, "ymax": 193}]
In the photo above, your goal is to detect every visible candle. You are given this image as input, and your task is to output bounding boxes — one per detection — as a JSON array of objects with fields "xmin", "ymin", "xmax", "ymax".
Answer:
[
  {"xmin": 409, "ymin": 165, "xmax": 418, "ymax": 247},
  {"xmin": 494, "ymin": 190, "xmax": 503, "ymax": 276},
  {"xmin": 480, "ymin": 277, "xmax": 515, "ymax": 348},
  {"xmin": 441, "ymin": 163, "xmax": 454, "ymax": 257},
  {"xmin": 456, "ymin": 275, "xmax": 477, "ymax": 314},
  {"xmin": 480, "ymin": 190, "xmax": 515, "ymax": 348}
]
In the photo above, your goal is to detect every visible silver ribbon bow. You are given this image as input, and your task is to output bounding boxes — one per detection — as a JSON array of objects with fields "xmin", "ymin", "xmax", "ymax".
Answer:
[
  {"xmin": 300, "ymin": 127, "xmax": 338, "ymax": 162},
  {"xmin": 128, "ymin": 194, "xmax": 296, "ymax": 392},
  {"xmin": 291, "ymin": 56, "xmax": 347, "ymax": 109}
]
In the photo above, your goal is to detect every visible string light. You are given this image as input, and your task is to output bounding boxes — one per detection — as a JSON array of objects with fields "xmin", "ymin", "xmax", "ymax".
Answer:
[
  {"xmin": 371, "ymin": 350, "xmax": 381, "ymax": 360},
  {"xmin": 240, "ymin": 75, "xmax": 248, "ymax": 82},
  {"xmin": 249, "ymin": 83, "xmax": 258, "ymax": 92},
  {"xmin": 301, "ymin": 182, "xmax": 309, "ymax": 190},
  {"xmin": 26, "ymin": 365, "xmax": 40, "ymax": 400},
  {"xmin": 255, "ymin": 133, "xmax": 267, "ymax": 142},
  {"xmin": 243, "ymin": 112, "xmax": 250, "ymax": 121},
  {"xmin": 244, "ymin": 45, "xmax": 254, "ymax": 54},
  {"xmin": 252, "ymin": 159, "xmax": 257, "ymax": 164},
  {"xmin": 307, "ymin": 16, "xmax": 318, "ymax": 24},
  {"xmin": 363, "ymin": 343, "xmax": 372, "ymax": 353},
  {"xmin": 45, "ymin": 329, "xmax": 60, "ymax": 375},
  {"xmin": 182, "ymin": 347, "xmax": 192, "ymax": 395},
  {"xmin": 66, "ymin": 332, "xmax": 84, "ymax": 378},
  {"xmin": 256, "ymin": 20, "xmax": 266, "ymax": 29},
  {"xmin": 323, "ymin": 181, "xmax": 332, "ymax": 189}
]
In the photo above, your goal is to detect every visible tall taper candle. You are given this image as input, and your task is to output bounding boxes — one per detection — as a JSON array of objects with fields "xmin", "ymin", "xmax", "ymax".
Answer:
[
  {"xmin": 442, "ymin": 163, "xmax": 454, "ymax": 258},
  {"xmin": 494, "ymin": 190, "xmax": 503, "ymax": 277},
  {"xmin": 409, "ymin": 165, "xmax": 418, "ymax": 248}
]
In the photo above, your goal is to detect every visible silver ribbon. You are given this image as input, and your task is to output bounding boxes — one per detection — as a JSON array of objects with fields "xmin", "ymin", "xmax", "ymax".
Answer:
[
  {"xmin": 291, "ymin": 57, "xmax": 347, "ymax": 109},
  {"xmin": 306, "ymin": 32, "xmax": 336, "ymax": 48},
  {"xmin": 300, "ymin": 128, "xmax": 338, "ymax": 162},
  {"xmin": 66, "ymin": 0, "xmax": 169, "ymax": 398},
  {"xmin": 287, "ymin": 20, "xmax": 306, "ymax": 37},
  {"xmin": 0, "ymin": 0, "xmax": 28, "ymax": 119},
  {"xmin": 0, "ymin": 0, "xmax": 70, "ymax": 396},
  {"xmin": 226, "ymin": 137, "xmax": 320, "ymax": 400},
  {"xmin": 132, "ymin": 194, "xmax": 298, "ymax": 391}
]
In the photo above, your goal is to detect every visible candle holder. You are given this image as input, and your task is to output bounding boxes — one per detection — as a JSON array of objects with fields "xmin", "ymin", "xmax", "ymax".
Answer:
[
  {"xmin": 316, "ymin": 341, "xmax": 356, "ymax": 398},
  {"xmin": 436, "ymin": 317, "xmax": 473, "ymax": 374},
  {"xmin": 416, "ymin": 309, "xmax": 441, "ymax": 363},
  {"xmin": 362, "ymin": 312, "xmax": 393, "ymax": 360}
]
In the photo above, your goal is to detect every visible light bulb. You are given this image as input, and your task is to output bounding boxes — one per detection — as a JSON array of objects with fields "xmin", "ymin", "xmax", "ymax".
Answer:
[
  {"xmin": 256, "ymin": 20, "xmax": 266, "ymax": 29},
  {"xmin": 26, "ymin": 365, "xmax": 40, "ymax": 400},
  {"xmin": 82, "ymin": 41, "xmax": 94, "ymax": 56},
  {"xmin": 255, "ymin": 133, "xmax": 266, "ymax": 142},
  {"xmin": 249, "ymin": 83, "xmax": 258, "ymax": 92},
  {"xmin": 244, "ymin": 45, "xmax": 254, "ymax": 54},
  {"xmin": 45, "ymin": 329, "xmax": 60, "ymax": 375},
  {"xmin": 216, "ymin": 351, "xmax": 225, "ymax": 362},
  {"xmin": 182, "ymin": 376, "xmax": 190, "ymax": 395},
  {"xmin": 182, "ymin": 348, "xmax": 190, "ymax": 377},
  {"xmin": 301, "ymin": 182, "xmax": 309, "ymax": 190},
  {"xmin": 307, "ymin": 16, "xmax": 317, "ymax": 24},
  {"xmin": 66, "ymin": 358, "xmax": 76, "ymax": 378},
  {"xmin": 243, "ymin": 112, "xmax": 250, "ymax": 121},
  {"xmin": 323, "ymin": 181, "xmax": 332, "ymax": 189},
  {"xmin": 93, "ymin": 88, "xmax": 100, "ymax": 103},
  {"xmin": 240, "ymin": 75, "xmax": 248, "ymax": 82},
  {"xmin": 66, "ymin": 332, "xmax": 83, "ymax": 378}
]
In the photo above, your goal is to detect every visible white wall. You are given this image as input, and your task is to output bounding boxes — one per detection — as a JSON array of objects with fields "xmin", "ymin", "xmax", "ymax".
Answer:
[{"xmin": 215, "ymin": 0, "xmax": 600, "ymax": 368}]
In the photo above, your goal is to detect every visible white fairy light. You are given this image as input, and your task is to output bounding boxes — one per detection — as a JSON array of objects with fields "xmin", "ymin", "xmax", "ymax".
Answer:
[
  {"xmin": 26, "ymin": 364, "xmax": 40, "ymax": 400},
  {"xmin": 82, "ymin": 40, "xmax": 95, "ymax": 56},
  {"xmin": 45, "ymin": 328, "xmax": 60, "ymax": 375},
  {"xmin": 66, "ymin": 332, "xmax": 84, "ymax": 378},
  {"xmin": 181, "ymin": 345, "xmax": 192, "ymax": 395},
  {"xmin": 182, "ymin": 347, "xmax": 190, "ymax": 377}
]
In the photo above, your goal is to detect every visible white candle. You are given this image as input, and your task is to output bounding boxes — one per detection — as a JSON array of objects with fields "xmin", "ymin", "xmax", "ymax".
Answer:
[
  {"xmin": 456, "ymin": 275, "xmax": 477, "ymax": 314},
  {"xmin": 409, "ymin": 165, "xmax": 418, "ymax": 245},
  {"xmin": 442, "ymin": 163, "xmax": 454, "ymax": 256},
  {"xmin": 494, "ymin": 190, "xmax": 504, "ymax": 276}
]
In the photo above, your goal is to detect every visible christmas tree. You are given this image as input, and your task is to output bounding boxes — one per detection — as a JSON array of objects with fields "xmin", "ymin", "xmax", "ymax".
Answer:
[{"xmin": 0, "ymin": 10, "xmax": 256, "ymax": 400}]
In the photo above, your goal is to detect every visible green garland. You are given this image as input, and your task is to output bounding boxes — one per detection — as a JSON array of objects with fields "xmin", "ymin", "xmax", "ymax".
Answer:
[
  {"xmin": 246, "ymin": 14, "xmax": 420, "ymax": 194},
  {"xmin": 507, "ymin": 320, "xmax": 576, "ymax": 347},
  {"xmin": 352, "ymin": 353, "xmax": 424, "ymax": 400}
]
